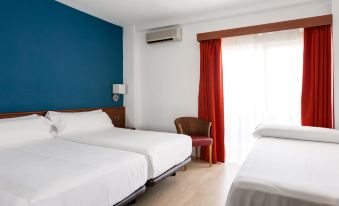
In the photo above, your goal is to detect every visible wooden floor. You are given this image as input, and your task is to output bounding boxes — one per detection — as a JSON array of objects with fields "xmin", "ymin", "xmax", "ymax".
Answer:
[{"xmin": 135, "ymin": 160, "xmax": 240, "ymax": 206}]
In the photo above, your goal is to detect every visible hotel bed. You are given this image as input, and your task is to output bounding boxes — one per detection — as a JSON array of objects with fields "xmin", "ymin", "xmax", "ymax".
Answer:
[
  {"xmin": 0, "ymin": 113, "xmax": 148, "ymax": 206},
  {"xmin": 0, "ymin": 106, "xmax": 191, "ymax": 196},
  {"xmin": 60, "ymin": 127, "xmax": 192, "ymax": 185},
  {"xmin": 226, "ymin": 124, "xmax": 339, "ymax": 206},
  {"xmin": 40, "ymin": 108, "xmax": 192, "ymax": 186}
]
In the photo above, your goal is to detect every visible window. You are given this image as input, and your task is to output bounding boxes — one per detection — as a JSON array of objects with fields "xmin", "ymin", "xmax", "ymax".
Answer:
[{"xmin": 222, "ymin": 29, "xmax": 303, "ymax": 164}]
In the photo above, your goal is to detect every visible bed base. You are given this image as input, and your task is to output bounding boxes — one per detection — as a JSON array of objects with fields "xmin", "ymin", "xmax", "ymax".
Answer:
[
  {"xmin": 146, "ymin": 157, "xmax": 191, "ymax": 187},
  {"xmin": 114, "ymin": 186, "xmax": 146, "ymax": 206}
]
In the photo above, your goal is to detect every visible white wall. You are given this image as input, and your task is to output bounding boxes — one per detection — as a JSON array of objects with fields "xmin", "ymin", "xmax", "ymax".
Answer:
[
  {"xmin": 137, "ymin": 29, "xmax": 200, "ymax": 132},
  {"xmin": 123, "ymin": 25, "xmax": 139, "ymax": 127},
  {"xmin": 124, "ymin": 0, "xmax": 332, "ymax": 132}
]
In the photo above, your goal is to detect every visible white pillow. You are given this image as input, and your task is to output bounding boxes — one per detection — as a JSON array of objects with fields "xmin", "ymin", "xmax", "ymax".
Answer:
[
  {"xmin": 253, "ymin": 124, "xmax": 339, "ymax": 144},
  {"xmin": 48, "ymin": 112, "xmax": 113, "ymax": 136},
  {"xmin": 45, "ymin": 109, "xmax": 102, "ymax": 119},
  {"xmin": 0, "ymin": 116, "xmax": 54, "ymax": 146},
  {"xmin": 0, "ymin": 114, "xmax": 38, "ymax": 122}
]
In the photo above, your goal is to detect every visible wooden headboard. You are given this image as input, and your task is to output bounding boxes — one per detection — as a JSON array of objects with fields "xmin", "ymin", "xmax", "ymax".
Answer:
[{"xmin": 0, "ymin": 107, "xmax": 125, "ymax": 128}]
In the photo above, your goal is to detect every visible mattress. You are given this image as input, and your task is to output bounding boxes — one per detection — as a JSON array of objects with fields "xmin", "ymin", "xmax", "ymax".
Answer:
[
  {"xmin": 226, "ymin": 137, "xmax": 339, "ymax": 206},
  {"xmin": 61, "ymin": 128, "xmax": 192, "ymax": 179},
  {"xmin": 0, "ymin": 138, "xmax": 148, "ymax": 206}
]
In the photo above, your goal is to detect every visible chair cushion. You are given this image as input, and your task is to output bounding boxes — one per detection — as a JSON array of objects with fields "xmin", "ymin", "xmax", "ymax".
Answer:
[{"xmin": 190, "ymin": 135, "xmax": 213, "ymax": 146}]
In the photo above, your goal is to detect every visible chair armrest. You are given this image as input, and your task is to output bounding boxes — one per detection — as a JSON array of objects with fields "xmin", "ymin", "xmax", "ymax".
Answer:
[{"xmin": 177, "ymin": 123, "xmax": 184, "ymax": 134}]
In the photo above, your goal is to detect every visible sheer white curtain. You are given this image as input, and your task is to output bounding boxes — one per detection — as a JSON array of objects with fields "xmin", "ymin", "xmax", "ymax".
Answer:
[{"xmin": 222, "ymin": 29, "xmax": 303, "ymax": 164}]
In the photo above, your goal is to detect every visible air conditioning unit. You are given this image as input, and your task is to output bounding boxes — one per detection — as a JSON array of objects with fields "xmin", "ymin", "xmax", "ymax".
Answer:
[{"xmin": 146, "ymin": 26, "xmax": 182, "ymax": 44}]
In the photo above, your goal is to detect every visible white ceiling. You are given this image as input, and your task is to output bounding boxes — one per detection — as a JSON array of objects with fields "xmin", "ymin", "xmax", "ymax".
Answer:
[{"xmin": 57, "ymin": 0, "xmax": 326, "ymax": 28}]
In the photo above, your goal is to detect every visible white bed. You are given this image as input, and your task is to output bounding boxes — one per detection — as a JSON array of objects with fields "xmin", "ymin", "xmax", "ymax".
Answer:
[
  {"xmin": 60, "ymin": 127, "xmax": 192, "ymax": 179},
  {"xmin": 226, "ymin": 125, "xmax": 339, "ymax": 206},
  {"xmin": 0, "ymin": 138, "xmax": 148, "ymax": 206}
]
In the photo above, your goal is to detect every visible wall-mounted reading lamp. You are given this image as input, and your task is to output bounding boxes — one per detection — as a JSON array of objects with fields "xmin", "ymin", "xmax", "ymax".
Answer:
[{"xmin": 112, "ymin": 84, "xmax": 126, "ymax": 102}]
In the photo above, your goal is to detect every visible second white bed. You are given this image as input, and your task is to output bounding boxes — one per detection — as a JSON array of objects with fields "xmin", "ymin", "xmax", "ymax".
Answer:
[
  {"xmin": 60, "ymin": 127, "xmax": 192, "ymax": 179},
  {"xmin": 226, "ymin": 125, "xmax": 339, "ymax": 206}
]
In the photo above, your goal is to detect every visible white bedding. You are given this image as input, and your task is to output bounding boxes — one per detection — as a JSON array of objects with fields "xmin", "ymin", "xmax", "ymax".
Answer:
[
  {"xmin": 226, "ymin": 137, "xmax": 339, "ymax": 206},
  {"xmin": 0, "ymin": 138, "xmax": 147, "ymax": 206},
  {"xmin": 60, "ymin": 128, "xmax": 192, "ymax": 179}
]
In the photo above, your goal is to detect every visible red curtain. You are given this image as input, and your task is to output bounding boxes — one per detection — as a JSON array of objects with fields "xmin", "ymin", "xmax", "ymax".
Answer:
[
  {"xmin": 198, "ymin": 39, "xmax": 225, "ymax": 163},
  {"xmin": 302, "ymin": 25, "xmax": 333, "ymax": 128}
]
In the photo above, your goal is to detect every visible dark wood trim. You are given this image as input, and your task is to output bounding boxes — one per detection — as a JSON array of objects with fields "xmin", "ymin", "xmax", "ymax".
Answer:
[
  {"xmin": 0, "ymin": 107, "xmax": 125, "ymax": 128},
  {"xmin": 197, "ymin": 15, "xmax": 332, "ymax": 41}
]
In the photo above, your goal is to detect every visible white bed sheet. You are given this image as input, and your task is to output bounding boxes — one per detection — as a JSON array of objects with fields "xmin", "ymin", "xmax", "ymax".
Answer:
[
  {"xmin": 0, "ymin": 138, "xmax": 147, "ymax": 206},
  {"xmin": 60, "ymin": 128, "xmax": 192, "ymax": 179},
  {"xmin": 226, "ymin": 137, "xmax": 339, "ymax": 206}
]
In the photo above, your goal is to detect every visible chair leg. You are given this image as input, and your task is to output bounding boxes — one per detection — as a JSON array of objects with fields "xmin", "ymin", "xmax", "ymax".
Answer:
[
  {"xmin": 196, "ymin": 146, "xmax": 199, "ymax": 160},
  {"xmin": 182, "ymin": 165, "xmax": 187, "ymax": 171},
  {"xmin": 209, "ymin": 145, "xmax": 212, "ymax": 167}
]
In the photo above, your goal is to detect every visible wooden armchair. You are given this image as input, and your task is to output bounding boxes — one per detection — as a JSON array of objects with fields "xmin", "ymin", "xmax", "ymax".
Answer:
[{"xmin": 174, "ymin": 117, "xmax": 213, "ymax": 166}]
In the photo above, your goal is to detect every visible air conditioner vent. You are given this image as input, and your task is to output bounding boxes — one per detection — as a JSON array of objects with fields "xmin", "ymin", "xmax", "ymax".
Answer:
[{"xmin": 146, "ymin": 26, "xmax": 182, "ymax": 44}]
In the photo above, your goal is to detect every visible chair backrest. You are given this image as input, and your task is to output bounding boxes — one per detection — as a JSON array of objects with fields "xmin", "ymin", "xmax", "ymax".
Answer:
[{"xmin": 174, "ymin": 117, "xmax": 212, "ymax": 137}]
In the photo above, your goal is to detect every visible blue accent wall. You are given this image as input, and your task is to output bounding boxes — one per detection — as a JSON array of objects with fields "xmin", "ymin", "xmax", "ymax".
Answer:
[{"xmin": 0, "ymin": 0, "xmax": 123, "ymax": 113}]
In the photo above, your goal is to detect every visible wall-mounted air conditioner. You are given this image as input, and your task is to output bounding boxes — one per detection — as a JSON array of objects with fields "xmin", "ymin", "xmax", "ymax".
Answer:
[{"xmin": 146, "ymin": 26, "xmax": 182, "ymax": 44}]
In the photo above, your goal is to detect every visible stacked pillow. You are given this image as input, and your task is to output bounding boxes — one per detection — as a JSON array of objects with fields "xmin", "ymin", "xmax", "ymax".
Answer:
[
  {"xmin": 45, "ymin": 110, "xmax": 113, "ymax": 137},
  {"xmin": 0, "ymin": 110, "xmax": 114, "ymax": 145},
  {"xmin": 253, "ymin": 124, "xmax": 339, "ymax": 144},
  {"xmin": 0, "ymin": 115, "xmax": 54, "ymax": 145}
]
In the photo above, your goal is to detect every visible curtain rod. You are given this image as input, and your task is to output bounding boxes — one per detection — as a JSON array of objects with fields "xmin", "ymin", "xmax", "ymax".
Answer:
[{"xmin": 197, "ymin": 15, "xmax": 332, "ymax": 42}]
